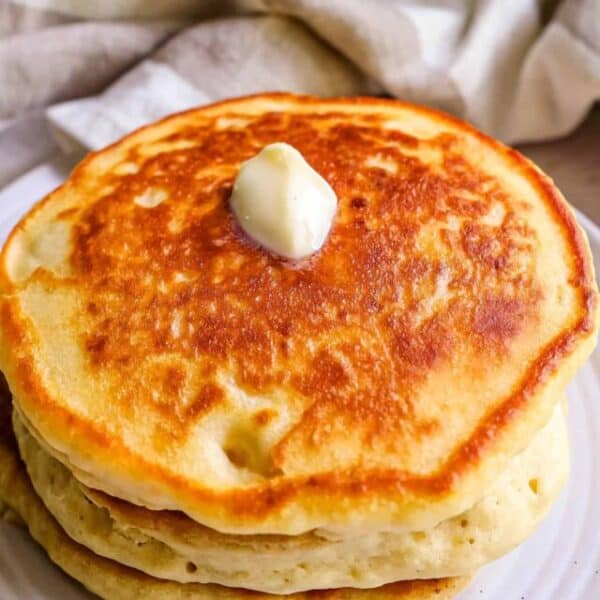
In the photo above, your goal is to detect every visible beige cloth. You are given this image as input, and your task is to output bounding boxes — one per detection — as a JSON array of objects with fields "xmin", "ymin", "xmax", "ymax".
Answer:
[{"xmin": 1, "ymin": 0, "xmax": 600, "ymax": 187}]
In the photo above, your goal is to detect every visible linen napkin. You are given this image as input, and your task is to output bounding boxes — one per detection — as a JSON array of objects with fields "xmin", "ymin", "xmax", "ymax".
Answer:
[{"xmin": 1, "ymin": 0, "xmax": 599, "ymax": 187}]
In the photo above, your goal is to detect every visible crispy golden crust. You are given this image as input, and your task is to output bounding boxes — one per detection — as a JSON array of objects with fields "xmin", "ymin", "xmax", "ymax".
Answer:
[{"xmin": 0, "ymin": 93, "xmax": 597, "ymax": 534}]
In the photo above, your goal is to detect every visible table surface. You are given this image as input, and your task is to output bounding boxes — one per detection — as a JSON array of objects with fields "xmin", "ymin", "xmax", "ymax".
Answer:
[{"xmin": 520, "ymin": 106, "xmax": 600, "ymax": 224}]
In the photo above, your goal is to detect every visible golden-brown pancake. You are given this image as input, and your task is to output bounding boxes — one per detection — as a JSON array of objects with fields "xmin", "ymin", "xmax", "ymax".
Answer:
[
  {"xmin": 0, "ymin": 387, "xmax": 469, "ymax": 600},
  {"xmin": 0, "ymin": 93, "xmax": 597, "ymax": 536},
  {"xmin": 12, "ymin": 403, "xmax": 567, "ymax": 593}
]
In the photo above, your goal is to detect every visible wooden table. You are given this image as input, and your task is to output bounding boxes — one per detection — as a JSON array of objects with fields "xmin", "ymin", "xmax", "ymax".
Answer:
[{"xmin": 520, "ymin": 107, "xmax": 600, "ymax": 224}]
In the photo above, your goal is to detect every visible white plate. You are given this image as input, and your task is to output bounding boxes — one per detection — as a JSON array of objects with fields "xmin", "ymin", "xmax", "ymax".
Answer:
[{"xmin": 0, "ymin": 158, "xmax": 599, "ymax": 600}]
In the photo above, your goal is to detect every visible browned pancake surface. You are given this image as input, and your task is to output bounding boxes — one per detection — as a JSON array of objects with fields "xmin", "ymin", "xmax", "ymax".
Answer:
[{"xmin": 0, "ymin": 94, "xmax": 596, "ymax": 534}]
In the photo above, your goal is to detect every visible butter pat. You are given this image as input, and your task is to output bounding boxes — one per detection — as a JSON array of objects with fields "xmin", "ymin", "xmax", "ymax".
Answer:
[{"xmin": 230, "ymin": 143, "xmax": 337, "ymax": 260}]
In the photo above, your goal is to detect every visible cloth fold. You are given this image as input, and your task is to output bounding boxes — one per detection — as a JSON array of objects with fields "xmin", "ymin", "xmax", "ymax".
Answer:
[
  {"xmin": 46, "ymin": 16, "xmax": 374, "ymax": 152},
  {"xmin": 1, "ymin": 0, "xmax": 599, "ymax": 187}
]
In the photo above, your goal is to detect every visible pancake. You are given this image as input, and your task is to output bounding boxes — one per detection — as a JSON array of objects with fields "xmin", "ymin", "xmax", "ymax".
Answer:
[
  {"xmin": 0, "ymin": 390, "xmax": 469, "ymax": 599},
  {"xmin": 0, "ymin": 93, "xmax": 597, "ymax": 537},
  {"xmin": 13, "ymin": 402, "xmax": 567, "ymax": 593}
]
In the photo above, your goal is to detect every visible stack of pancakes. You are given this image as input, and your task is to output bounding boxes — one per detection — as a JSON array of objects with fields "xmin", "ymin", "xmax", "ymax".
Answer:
[{"xmin": 0, "ymin": 94, "xmax": 597, "ymax": 600}]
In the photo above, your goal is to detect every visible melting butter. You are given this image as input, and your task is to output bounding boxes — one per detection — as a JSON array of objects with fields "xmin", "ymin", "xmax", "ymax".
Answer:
[{"xmin": 230, "ymin": 143, "xmax": 337, "ymax": 260}]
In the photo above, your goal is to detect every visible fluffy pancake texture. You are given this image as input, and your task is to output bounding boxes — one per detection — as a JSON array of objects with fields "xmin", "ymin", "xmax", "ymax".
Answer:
[
  {"xmin": 0, "ymin": 93, "xmax": 597, "ymax": 535},
  {"xmin": 0, "ymin": 392, "xmax": 469, "ymax": 600},
  {"xmin": 13, "ymin": 403, "xmax": 567, "ymax": 593}
]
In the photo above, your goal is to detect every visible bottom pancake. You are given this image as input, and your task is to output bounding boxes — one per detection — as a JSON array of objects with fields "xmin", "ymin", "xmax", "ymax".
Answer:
[
  {"xmin": 0, "ymin": 403, "xmax": 467, "ymax": 599},
  {"xmin": 11, "ymin": 400, "xmax": 568, "ymax": 594}
]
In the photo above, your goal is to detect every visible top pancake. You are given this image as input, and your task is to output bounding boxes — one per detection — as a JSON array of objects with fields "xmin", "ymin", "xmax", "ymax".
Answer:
[{"xmin": 0, "ymin": 93, "xmax": 597, "ymax": 535}]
